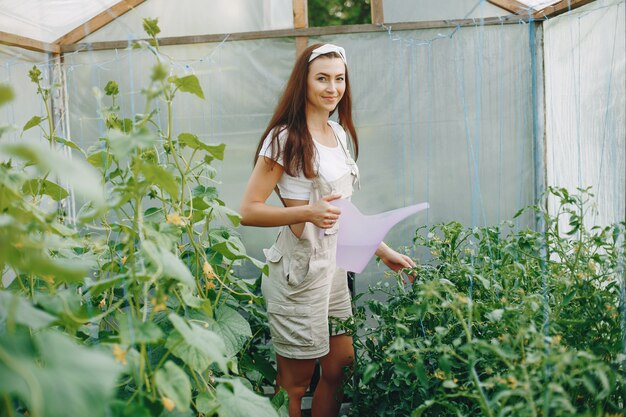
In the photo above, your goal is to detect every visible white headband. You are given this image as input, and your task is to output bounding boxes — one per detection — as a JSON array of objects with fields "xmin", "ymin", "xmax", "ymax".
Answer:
[{"xmin": 308, "ymin": 44, "xmax": 347, "ymax": 65}]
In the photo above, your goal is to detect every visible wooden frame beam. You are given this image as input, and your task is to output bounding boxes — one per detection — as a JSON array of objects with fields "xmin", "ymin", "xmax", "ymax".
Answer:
[
  {"xmin": 55, "ymin": 0, "xmax": 147, "ymax": 45},
  {"xmin": 371, "ymin": 0, "xmax": 385, "ymax": 25},
  {"xmin": 0, "ymin": 31, "xmax": 59, "ymax": 54},
  {"xmin": 61, "ymin": 15, "xmax": 528, "ymax": 53},
  {"xmin": 292, "ymin": 0, "xmax": 308, "ymax": 58},
  {"xmin": 533, "ymin": 0, "xmax": 596, "ymax": 19},
  {"xmin": 487, "ymin": 0, "xmax": 535, "ymax": 14}
]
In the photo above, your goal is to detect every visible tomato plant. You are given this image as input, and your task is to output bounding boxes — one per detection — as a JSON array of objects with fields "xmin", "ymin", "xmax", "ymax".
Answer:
[{"xmin": 347, "ymin": 187, "xmax": 625, "ymax": 416}]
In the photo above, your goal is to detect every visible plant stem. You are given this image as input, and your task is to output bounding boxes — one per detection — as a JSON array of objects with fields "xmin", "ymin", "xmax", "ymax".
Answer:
[
  {"xmin": 2, "ymin": 394, "xmax": 14, "ymax": 417},
  {"xmin": 470, "ymin": 364, "xmax": 494, "ymax": 417}
]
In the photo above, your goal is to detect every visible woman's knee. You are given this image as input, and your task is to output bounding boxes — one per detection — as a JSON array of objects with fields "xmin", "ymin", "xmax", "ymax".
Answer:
[{"xmin": 281, "ymin": 383, "xmax": 309, "ymax": 400}]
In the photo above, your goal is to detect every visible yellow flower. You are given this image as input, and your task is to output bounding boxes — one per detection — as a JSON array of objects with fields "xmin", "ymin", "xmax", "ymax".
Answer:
[
  {"xmin": 112, "ymin": 344, "xmax": 127, "ymax": 365},
  {"xmin": 41, "ymin": 275, "xmax": 55, "ymax": 284},
  {"xmin": 434, "ymin": 370, "xmax": 445, "ymax": 380},
  {"xmin": 203, "ymin": 261, "xmax": 216, "ymax": 280},
  {"xmin": 507, "ymin": 376, "xmax": 518, "ymax": 389},
  {"xmin": 457, "ymin": 295, "xmax": 469, "ymax": 304},
  {"xmin": 150, "ymin": 297, "xmax": 167, "ymax": 313},
  {"xmin": 99, "ymin": 298, "xmax": 106, "ymax": 309},
  {"xmin": 206, "ymin": 281, "xmax": 216, "ymax": 291},
  {"xmin": 166, "ymin": 212, "xmax": 186, "ymax": 226},
  {"xmin": 161, "ymin": 396, "xmax": 176, "ymax": 412},
  {"xmin": 121, "ymin": 256, "xmax": 127, "ymax": 265}
]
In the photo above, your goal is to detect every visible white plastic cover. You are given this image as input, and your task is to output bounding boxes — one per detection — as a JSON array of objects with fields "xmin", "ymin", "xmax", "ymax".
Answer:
[
  {"xmin": 0, "ymin": 45, "xmax": 50, "ymax": 143},
  {"xmin": 544, "ymin": 0, "xmax": 625, "ymax": 226},
  {"xmin": 0, "ymin": 0, "xmax": 293, "ymax": 44},
  {"xmin": 83, "ymin": 0, "xmax": 293, "ymax": 43},
  {"xmin": 0, "ymin": 0, "xmax": 119, "ymax": 43},
  {"xmin": 519, "ymin": 0, "xmax": 561, "ymax": 10},
  {"xmin": 384, "ymin": 0, "xmax": 509, "ymax": 23}
]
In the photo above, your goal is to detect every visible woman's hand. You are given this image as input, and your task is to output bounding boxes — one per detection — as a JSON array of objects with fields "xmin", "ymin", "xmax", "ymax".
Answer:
[
  {"xmin": 309, "ymin": 194, "xmax": 342, "ymax": 229},
  {"xmin": 376, "ymin": 242, "xmax": 417, "ymax": 282}
]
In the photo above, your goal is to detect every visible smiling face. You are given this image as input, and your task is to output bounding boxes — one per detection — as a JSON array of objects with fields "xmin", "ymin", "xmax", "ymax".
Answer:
[{"xmin": 306, "ymin": 56, "xmax": 346, "ymax": 115}]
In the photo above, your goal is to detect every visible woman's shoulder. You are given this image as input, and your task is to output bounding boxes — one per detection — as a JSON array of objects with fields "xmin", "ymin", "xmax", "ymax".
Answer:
[{"xmin": 328, "ymin": 120, "xmax": 348, "ymax": 146}]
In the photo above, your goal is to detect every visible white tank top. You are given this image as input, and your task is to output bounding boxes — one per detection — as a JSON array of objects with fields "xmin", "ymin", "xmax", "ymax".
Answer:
[{"xmin": 258, "ymin": 121, "xmax": 352, "ymax": 200}]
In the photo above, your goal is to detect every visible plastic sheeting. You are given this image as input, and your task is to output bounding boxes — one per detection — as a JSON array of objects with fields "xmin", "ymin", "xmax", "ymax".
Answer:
[
  {"xmin": 63, "ymin": 22, "xmax": 537, "ymax": 288},
  {"xmin": 544, "ymin": 0, "xmax": 625, "ymax": 227},
  {"xmin": 0, "ymin": 0, "xmax": 119, "ymax": 43},
  {"xmin": 83, "ymin": 0, "xmax": 293, "ymax": 43},
  {"xmin": 383, "ymin": 0, "xmax": 508, "ymax": 23},
  {"xmin": 0, "ymin": 45, "xmax": 51, "ymax": 143},
  {"xmin": 0, "ymin": 0, "xmax": 293, "ymax": 44}
]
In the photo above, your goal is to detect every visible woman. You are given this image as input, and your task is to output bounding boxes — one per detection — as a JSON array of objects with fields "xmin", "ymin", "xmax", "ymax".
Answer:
[{"xmin": 240, "ymin": 43, "xmax": 415, "ymax": 417}]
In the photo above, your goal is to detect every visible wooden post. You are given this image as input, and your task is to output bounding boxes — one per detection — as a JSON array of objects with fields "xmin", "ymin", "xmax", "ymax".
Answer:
[
  {"xmin": 293, "ymin": 0, "xmax": 308, "ymax": 58},
  {"xmin": 371, "ymin": 0, "xmax": 385, "ymax": 25}
]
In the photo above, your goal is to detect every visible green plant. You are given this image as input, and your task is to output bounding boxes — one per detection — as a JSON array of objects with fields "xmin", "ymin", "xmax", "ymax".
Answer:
[
  {"xmin": 347, "ymin": 187, "xmax": 625, "ymax": 416},
  {"xmin": 0, "ymin": 18, "xmax": 279, "ymax": 417}
]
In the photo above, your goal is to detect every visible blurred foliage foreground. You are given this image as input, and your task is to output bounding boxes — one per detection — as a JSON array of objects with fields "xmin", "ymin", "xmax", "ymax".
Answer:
[
  {"xmin": 0, "ymin": 19, "xmax": 284, "ymax": 417},
  {"xmin": 1, "ymin": 18, "xmax": 625, "ymax": 417}
]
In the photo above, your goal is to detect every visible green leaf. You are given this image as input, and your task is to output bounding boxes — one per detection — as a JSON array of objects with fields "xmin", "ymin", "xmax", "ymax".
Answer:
[
  {"xmin": 270, "ymin": 389, "xmax": 289, "ymax": 417},
  {"xmin": 139, "ymin": 163, "xmax": 179, "ymax": 198},
  {"xmin": 87, "ymin": 150, "xmax": 113, "ymax": 170},
  {"xmin": 0, "ymin": 84, "xmax": 15, "ymax": 107},
  {"xmin": 485, "ymin": 309, "xmax": 504, "ymax": 322},
  {"xmin": 0, "ymin": 328, "xmax": 122, "ymax": 417},
  {"xmin": 104, "ymin": 80, "xmax": 119, "ymax": 96},
  {"xmin": 166, "ymin": 314, "xmax": 228, "ymax": 373},
  {"xmin": 109, "ymin": 401, "xmax": 152, "ymax": 417},
  {"xmin": 117, "ymin": 313, "xmax": 164, "ymax": 345},
  {"xmin": 206, "ymin": 305, "xmax": 252, "ymax": 357},
  {"xmin": 141, "ymin": 241, "xmax": 194, "ymax": 288},
  {"xmin": 28, "ymin": 65, "xmax": 42, "ymax": 83},
  {"xmin": 362, "ymin": 363, "xmax": 379, "ymax": 384},
  {"xmin": 0, "ymin": 142, "xmax": 106, "ymax": 216},
  {"xmin": 21, "ymin": 179, "xmax": 69, "ymax": 201},
  {"xmin": 151, "ymin": 63, "xmax": 168, "ymax": 82},
  {"xmin": 54, "ymin": 136, "xmax": 85, "ymax": 155},
  {"xmin": 84, "ymin": 276, "xmax": 125, "ymax": 297},
  {"xmin": 22, "ymin": 115, "xmax": 43, "ymax": 132},
  {"xmin": 215, "ymin": 378, "xmax": 279, "ymax": 417},
  {"xmin": 196, "ymin": 392, "xmax": 220, "ymax": 416},
  {"xmin": 0, "ymin": 291, "xmax": 56, "ymax": 330},
  {"xmin": 0, "ymin": 243, "xmax": 89, "ymax": 284},
  {"xmin": 178, "ymin": 133, "xmax": 224, "ymax": 160},
  {"xmin": 143, "ymin": 18, "xmax": 161, "ymax": 38},
  {"xmin": 155, "ymin": 361, "xmax": 191, "ymax": 411},
  {"xmin": 170, "ymin": 75, "xmax": 205, "ymax": 99},
  {"xmin": 106, "ymin": 128, "xmax": 157, "ymax": 160},
  {"xmin": 411, "ymin": 400, "xmax": 435, "ymax": 417}
]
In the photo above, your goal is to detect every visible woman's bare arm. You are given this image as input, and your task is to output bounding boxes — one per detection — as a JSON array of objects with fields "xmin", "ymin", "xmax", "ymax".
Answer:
[{"xmin": 239, "ymin": 156, "xmax": 341, "ymax": 228}]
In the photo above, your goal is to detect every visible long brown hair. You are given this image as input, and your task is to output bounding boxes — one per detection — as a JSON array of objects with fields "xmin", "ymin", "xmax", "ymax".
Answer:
[{"xmin": 254, "ymin": 43, "xmax": 359, "ymax": 179}]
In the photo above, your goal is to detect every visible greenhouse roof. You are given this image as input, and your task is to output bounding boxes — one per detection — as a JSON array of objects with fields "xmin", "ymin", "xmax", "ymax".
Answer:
[{"xmin": 0, "ymin": 0, "xmax": 595, "ymax": 54}]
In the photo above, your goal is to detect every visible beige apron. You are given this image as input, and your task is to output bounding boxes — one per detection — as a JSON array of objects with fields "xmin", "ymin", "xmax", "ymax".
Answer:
[{"xmin": 261, "ymin": 135, "xmax": 359, "ymax": 359}]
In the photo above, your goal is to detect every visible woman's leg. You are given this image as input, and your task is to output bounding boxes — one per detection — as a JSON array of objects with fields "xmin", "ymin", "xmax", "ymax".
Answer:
[
  {"xmin": 276, "ymin": 353, "xmax": 317, "ymax": 417},
  {"xmin": 312, "ymin": 334, "xmax": 354, "ymax": 417}
]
